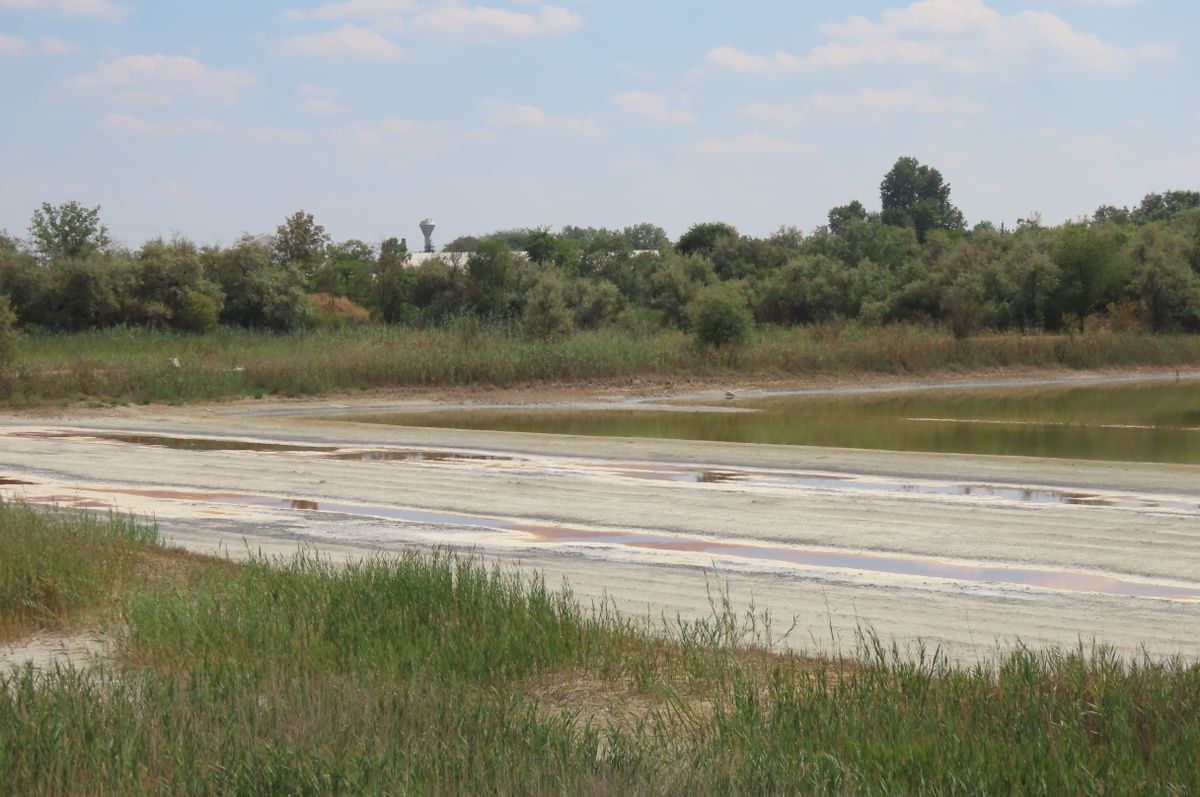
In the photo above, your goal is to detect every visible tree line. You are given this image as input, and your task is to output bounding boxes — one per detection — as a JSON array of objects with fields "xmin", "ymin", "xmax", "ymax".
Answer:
[{"xmin": 2, "ymin": 157, "xmax": 1199, "ymax": 346}]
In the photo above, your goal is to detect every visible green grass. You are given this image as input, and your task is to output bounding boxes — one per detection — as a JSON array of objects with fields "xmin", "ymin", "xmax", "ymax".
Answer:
[
  {"xmin": 5, "ymin": 323, "xmax": 1200, "ymax": 407},
  {"xmin": 0, "ymin": 499, "xmax": 159, "ymax": 639},
  {"xmin": 2, "ymin": 501, "xmax": 1199, "ymax": 794}
]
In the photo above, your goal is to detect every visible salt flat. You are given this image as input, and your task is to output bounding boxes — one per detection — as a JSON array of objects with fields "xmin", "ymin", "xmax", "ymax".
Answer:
[{"xmin": 3, "ymin": 381, "xmax": 1198, "ymax": 664}]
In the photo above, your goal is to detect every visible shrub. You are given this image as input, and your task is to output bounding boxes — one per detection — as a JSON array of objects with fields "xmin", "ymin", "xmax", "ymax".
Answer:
[
  {"xmin": 0, "ymin": 294, "xmax": 17, "ymax": 372},
  {"xmin": 174, "ymin": 290, "xmax": 221, "ymax": 332},
  {"xmin": 523, "ymin": 274, "xmax": 574, "ymax": 339},
  {"xmin": 687, "ymin": 284, "xmax": 753, "ymax": 348}
]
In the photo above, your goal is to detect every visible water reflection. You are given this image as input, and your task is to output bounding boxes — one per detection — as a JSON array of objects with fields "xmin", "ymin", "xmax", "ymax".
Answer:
[{"xmin": 336, "ymin": 379, "xmax": 1200, "ymax": 464}]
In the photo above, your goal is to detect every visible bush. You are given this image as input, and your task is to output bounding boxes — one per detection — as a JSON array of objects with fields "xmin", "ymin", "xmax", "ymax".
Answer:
[
  {"xmin": 174, "ymin": 290, "xmax": 221, "ymax": 332},
  {"xmin": 523, "ymin": 274, "xmax": 574, "ymax": 339},
  {"xmin": 0, "ymin": 294, "xmax": 17, "ymax": 375},
  {"xmin": 687, "ymin": 284, "xmax": 753, "ymax": 348}
]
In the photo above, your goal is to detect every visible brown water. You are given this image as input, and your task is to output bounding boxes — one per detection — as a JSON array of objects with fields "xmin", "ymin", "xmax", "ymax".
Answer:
[
  {"xmin": 8, "ymin": 483, "xmax": 1198, "ymax": 602},
  {"xmin": 337, "ymin": 380, "xmax": 1200, "ymax": 464},
  {"xmin": 7, "ymin": 431, "xmax": 510, "ymax": 463}
]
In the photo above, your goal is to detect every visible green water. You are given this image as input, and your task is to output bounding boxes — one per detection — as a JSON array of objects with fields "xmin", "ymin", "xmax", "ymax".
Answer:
[{"xmin": 338, "ymin": 380, "xmax": 1200, "ymax": 464}]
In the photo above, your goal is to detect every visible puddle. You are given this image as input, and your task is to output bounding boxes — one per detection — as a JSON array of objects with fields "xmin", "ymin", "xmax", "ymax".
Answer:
[
  {"xmin": 8, "ymin": 431, "xmax": 512, "ymax": 463},
  {"xmin": 8, "ymin": 484, "xmax": 1196, "ymax": 602},
  {"xmin": 596, "ymin": 463, "xmax": 1199, "ymax": 512},
  {"xmin": 329, "ymin": 449, "xmax": 509, "ymax": 463},
  {"xmin": 10, "ymin": 431, "xmax": 328, "ymax": 453}
]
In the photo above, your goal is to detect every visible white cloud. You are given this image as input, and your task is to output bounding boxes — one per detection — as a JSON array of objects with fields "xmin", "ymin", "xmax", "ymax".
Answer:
[
  {"xmin": 39, "ymin": 36, "xmax": 74, "ymax": 53},
  {"xmin": 100, "ymin": 113, "xmax": 229, "ymax": 136},
  {"xmin": 67, "ymin": 55, "xmax": 255, "ymax": 105},
  {"xmin": 0, "ymin": 0, "xmax": 125, "ymax": 20},
  {"xmin": 282, "ymin": 24, "xmax": 405, "ymax": 60},
  {"xmin": 0, "ymin": 33, "xmax": 29, "ymax": 55},
  {"xmin": 741, "ymin": 89, "xmax": 977, "ymax": 125},
  {"xmin": 688, "ymin": 132, "xmax": 814, "ymax": 158},
  {"xmin": 287, "ymin": 1, "xmax": 583, "ymax": 41},
  {"xmin": 610, "ymin": 92, "xmax": 694, "ymax": 126},
  {"xmin": 0, "ymin": 33, "xmax": 77, "ymax": 55},
  {"xmin": 285, "ymin": 0, "xmax": 418, "ymax": 20},
  {"xmin": 293, "ymin": 84, "xmax": 346, "ymax": 115},
  {"xmin": 703, "ymin": 0, "xmax": 1172, "ymax": 75},
  {"xmin": 405, "ymin": 4, "xmax": 583, "ymax": 40},
  {"xmin": 481, "ymin": 99, "xmax": 599, "ymax": 136}
]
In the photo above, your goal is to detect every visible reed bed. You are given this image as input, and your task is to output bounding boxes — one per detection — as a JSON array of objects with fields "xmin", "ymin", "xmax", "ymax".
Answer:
[
  {"xmin": 6, "ymin": 324, "xmax": 1200, "ymax": 407},
  {"xmin": 0, "ymin": 500, "xmax": 158, "ymax": 639},
  {"xmin": 2, "ymin": 502, "xmax": 1198, "ymax": 794}
]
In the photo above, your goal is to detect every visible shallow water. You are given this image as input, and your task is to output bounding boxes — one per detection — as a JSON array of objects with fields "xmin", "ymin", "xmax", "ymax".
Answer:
[{"xmin": 338, "ymin": 380, "xmax": 1200, "ymax": 463}]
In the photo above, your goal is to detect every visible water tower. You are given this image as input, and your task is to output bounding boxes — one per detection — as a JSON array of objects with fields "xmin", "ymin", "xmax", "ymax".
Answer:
[{"xmin": 419, "ymin": 219, "xmax": 436, "ymax": 253}]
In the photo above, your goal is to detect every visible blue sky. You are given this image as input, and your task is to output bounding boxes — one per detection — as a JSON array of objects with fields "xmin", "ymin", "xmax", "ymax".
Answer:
[{"xmin": 2, "ymin": 0, "xmax": 1197, "ymax": 249}]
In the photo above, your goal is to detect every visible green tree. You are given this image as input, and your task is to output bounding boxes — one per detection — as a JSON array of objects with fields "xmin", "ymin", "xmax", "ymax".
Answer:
[
  {"xmin": 374, "ymin": 237, "xmax": 415, "ymax": 323},
  {"xmin": 466, "ymin": 240, "xmax": 513, "ymax": 317},
  {"xmin": 676, "ymin": 222, "xmax": 738, "ymax": 257},
  {"xmin": 827, "ymin": 200, "xmax": 868, "ymax": 236},
  {"xmin": 0, "ymin": 294, "xmax": 17, "ymax": 370},
  {"xmin": 1128, "ymin": 224, "xmax": 1200, "ymax": 331},
  {"xmin": 622, "ymin": 222, "xmax": 670, "ymax": 251},
  {"xmin": 310, "ymin": 239, "xmax": 375, "ymax": 306},
  {"xmin": 880, "ymin": 157, "xmax": 966, "ymax": 242},
  {"xmin": 1132, "ymin": 191, "xmax": 1200, "ymax": 224},
  {"xmin": 523, "ymin": 273, "xmax": 574, "ymax": 339},
  {"xmin": 1051, "ymin": 223, "xmax": 1132, "ymax": 329},
  {"xmin": 758, "ymin": 255, "xmax": 883, "ymax": 326},
  {"xmin": 687, "ymin": 284, "xmax": 753, "ymax": 347},
  {"xmin": 274, "ymin": 210, "xmax": 330, "ymax": 279},
  {"xmin": 523, "ymin": 229, "xmax": 558, "ymax": 264},
  {"xmin": 28, "ymin": 201, "xmax": 111, "ymax": 260},
  {"xmin": 208, "ymin": 237, "xmax": 310, "ymax": 331},
  {"xmin": 135, "ymin": 238, "xmax": 224, "ymax": 330}
]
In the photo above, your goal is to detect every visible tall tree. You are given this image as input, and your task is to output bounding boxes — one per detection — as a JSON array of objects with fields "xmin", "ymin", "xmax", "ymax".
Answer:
[
  {"xmin": 274, "ymin": 210, "xmax": 330, "ymax": 279},
  {"xmin": 28, "ymin": 201, "xmax": 111, "ymax": 260},
  {"xmin": 880, "ymin": 157, "xmax": 965, "ymax": 242}
]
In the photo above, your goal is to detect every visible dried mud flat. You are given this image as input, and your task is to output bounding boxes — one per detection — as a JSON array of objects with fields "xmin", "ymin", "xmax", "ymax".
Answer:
[{"xmin": 3, "ymin": 373, "xmax": 1199, "ymax": 666}]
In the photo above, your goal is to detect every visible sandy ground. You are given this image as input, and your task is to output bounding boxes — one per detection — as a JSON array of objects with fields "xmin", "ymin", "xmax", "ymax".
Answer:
[{"xmin": 3, "ymin": 371, "xmax": 1199, "ymax": 667}]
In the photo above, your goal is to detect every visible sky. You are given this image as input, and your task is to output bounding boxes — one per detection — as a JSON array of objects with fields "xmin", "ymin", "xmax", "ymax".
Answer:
[{"xmin": 1, "ymin": 0, "xmax": 1197, "ymax": 250}]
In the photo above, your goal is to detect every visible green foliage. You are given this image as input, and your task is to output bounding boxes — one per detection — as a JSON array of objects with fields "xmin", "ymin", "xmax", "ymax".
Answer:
[
  {"xmin": 0, "ymin": 295, "xmax": 17, "ymax": 376},
  {"xmin": 687, "ymin": 283, "xmax": 753, "ymax": 348},
  {"xmin": 373, "ymin": 237, "xmax": 415, "ymax": 323},
  {"xmin": 47, "ymin": 258, "xmax": 132, "ymax": 331},
  {"xmin": 1052, "ymin": 223, "xmax": 1133, "ymax": 329},
  {"xmin": 676, "ymin": 221, "xmax": 738, "ymax": 256},
  {"xmin": 273, "ymin": 209, "xmax": 330, "ymax": 278},
  {"xmin": 135, "ymin": 238, "xmax": 224, "ymax": 331},
  {"xmin": 1128, "ymin": 224, "xmax": 1200, "ymax": 331},
  {"xmin": 758, "ymin": 255, "xmax": 885, "ymax": 325},
  {"xmin": 28, "ymin": 200, "xmax": 111, "ymax": 260},
  {"xmin": 880, "ymin": 156, "xmax": 966, "ymax": 242},
  {"xmin": 568, "ymin": 278, "xmax": 624, "ymax": 329},
  {"xmin": 523, "ymin": 273, "xmax": 574, "ymax": 339},
  {"xmin": 466, "ymin": 239, "xmax": 513, "ymax": 316},
  {"xmin": 173, "ymin": 290, "xmax": 220, "ymax": 332},
  {"xmin": 409, "ymin": 257, "xmax": 465, "ymax": 323},
  {"xmin": 309, "ymin": 239, "xmax": 375, "ymax": 308},
  {"xmin": 209, "ymin": 237, "xmax": 311, "ymax": 332}
]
